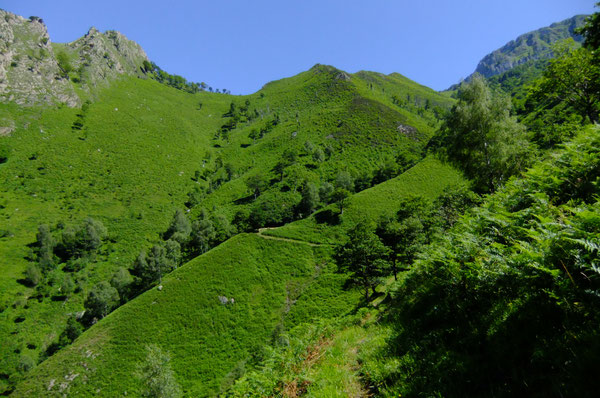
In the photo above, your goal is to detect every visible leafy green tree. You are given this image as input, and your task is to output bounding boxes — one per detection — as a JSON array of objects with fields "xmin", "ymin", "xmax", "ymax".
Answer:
[
  {"xmin": 190, "ymin": 213, "xmax": 216, "ymax": 254},
  {"xmin": 282, "ymin": 148, "xmax": 298, "ymax": 165},
  {"xmin": 164, "ymin": 209, "xmax": 191, "ymax": 243},
  {"xmin": 246, "ymin": 174, "xmax": 268, "ymax": 199},
  {"xmin": 59, "ymin": 218, "xmax": 107, "ymax": 259},
  {"xmin": 132, "ymin": 243, "xmax": 177, "ymax": 287},
  {"xmin": 303, "ymin": 140, "xmax": 315, "ymax": 154},
  {"xmin": 84, "ymin": 281, "xmax": 119, "ymax": 321},
  {"xmin": 212, "ymin": 213, "xmax": 235, "ymax": 243},
  {"xmin": 334, "ymin": 223, "xmax": 389, "ymax": 300},
  {"xmin": 331, "ymin": 188, "xmax": 350, "ymax": 214},
  {"xmin": 577, "ymin": 3, "xmax": 600, "ymax": 50},
  {"xmin": 335, "ymin": 171, "xmax": 354, "ymax": 192},
  {"xmin": 17, "ymin": 355, "xmax": 35, "ymax": 374},
  {"xmin": 318, "ymin": 181, "xmax": 334, "ymax": 204},
  {"xmin": 312, "ymin": 147, "xmax": 325, "ymax": 163},
  {"xmin": 59, "ymin": 274, "xmax": 75, "ymax": 299},
  {"xmin": 137, "ymin": 344, "xmax": 182, "ymax": 398},
  {"xmin": 78, "ymin": 217, "xmax": 107, "ymax": 252},
  {"xmin": 372, "ymin": 159, "xmax": 398, "ymax": 184},
  {"xmin": 297, "ymin": 182, "xmax": 320, "ymax": 217},
  {"xmin": 111, "ymin": 267, "xmax": 133, "ymax": 303},
  {"xmin": 530, "ymin": 42, "xmax": 600, "ymax": 124},
  {"xmin": 353, "ymin": 170, "xmax": 372, "ymax": 192},
  {"xmin": 56, "ymin": 51, "xmax": 72, "ymax": 78},
  {"xmin": 273, "ymin": 160, "xmax": 288, "ymax": 182},
  {"xmin": 25, "ymin": 263, "xmax": 43, "ymax": 286},
  {"xmin": 376, "ymin": 196, "xmax": 439, "ymax": 280},
  {"xmin": 35, "ymin": 224, "xmax": 56, "ymax": 270},
  {"xmin": 248, "ymin": 129, "xmax": 260, "ymax": 144},
  {"xmin": 433, "ymin": 74, "xmax": 529, "ymax": 192}
]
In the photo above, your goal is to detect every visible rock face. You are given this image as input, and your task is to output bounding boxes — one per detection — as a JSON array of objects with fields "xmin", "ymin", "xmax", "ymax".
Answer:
[
  {"xmin": 0, "ymin": 11, "xmax": 79, "ymax": 106},
  {"xmin": 0, "ymin": 9, "xmax": 149, "ymax": 107},
  {"xmin": 471, "ymin": 15, "xmax": 586, "ymax": 79}
]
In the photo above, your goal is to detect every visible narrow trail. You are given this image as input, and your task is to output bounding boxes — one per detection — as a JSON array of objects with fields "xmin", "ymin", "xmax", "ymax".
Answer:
[{"xmin": 255, "ymin": 227, "xmax": 329, "ymax": 247}]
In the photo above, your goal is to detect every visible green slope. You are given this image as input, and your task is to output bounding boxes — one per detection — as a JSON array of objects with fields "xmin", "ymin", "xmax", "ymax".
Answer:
[
  {"xmin": 13, "ymin": 233, "xmax": 358, "ymax": 397},
  {"xmin": 1, "ymin": 62, "xmax": 454, "ymax": 391},
  {"xmin": 264, "ymin": 156, "xmax": 464, "ymax": 244},
  {"xmin": 10, "ymin": 145, "xmax": 463, "ymax": 397}
]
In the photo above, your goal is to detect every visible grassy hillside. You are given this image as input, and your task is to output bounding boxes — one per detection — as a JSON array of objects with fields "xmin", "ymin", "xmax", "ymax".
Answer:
[
  {"xmin": 12, "ymin": 233, "xmax": 359, "ymax": 396},
  {"xmin": 264, "ymin": 156, "xmax": 464, "ymax": 244},
  {"xmin": 11, "ymin": 152, "xmax": 464, "ymax": 396},
  {"xmin": 0, "ymin": 62, "xmax": 455, "ymax": 392}
]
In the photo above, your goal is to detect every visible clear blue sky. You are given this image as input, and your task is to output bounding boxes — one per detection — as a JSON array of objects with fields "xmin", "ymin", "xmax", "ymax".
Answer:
[{"xmin": 2, "ymin": 0, "xmax": 596, "ymax": 94}]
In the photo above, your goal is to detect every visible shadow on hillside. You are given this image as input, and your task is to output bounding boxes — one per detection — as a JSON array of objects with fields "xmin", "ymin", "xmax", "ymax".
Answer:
[
  {"xmin": 314, "ymin": 209, "xmax": 340, "ymax": 225},
  {"xmin": 234, "ymin": 194, "xmax": 254, "ymax": 205}
]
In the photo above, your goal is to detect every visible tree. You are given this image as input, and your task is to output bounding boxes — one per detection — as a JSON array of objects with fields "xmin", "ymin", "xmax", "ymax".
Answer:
[
  {"xmin": 56, "ymin": 51, "xmax": 72, "ymax": 78},
  {"xmin": 84, "ymin": 281, "xmax": 119, "ymax": 321},
  {"xmin": 190, "ymin": 215, "xmax": 216, "ymax": 255},
  {"xmin": 246, "ymin": 175, "xmax": 268, "ymax": 199},
  {"xmin": 78, "ymin": 217, "xmax": 107, "ymax": 253},
  {"xmin": 59, "ymin": 274, "xmax": 75, "ymax": 299},
  {"xmin": 433, "ymin": 74, "xmax": 529, "ymax": 192},
  {"xmin": 303, "ymin": 140, "xmax": 315, "ymax": 154},
  {"xmin": 132, "ymin": 244, "xmax": 177, "ymax": 287},
  {"xmin": 25, "ymin": 263, "xmax": 42, "ymax": 286},
  {"xmin": 137, "ymin": 344, "xmax": 182, "ymax": 398},
  {"xmin": 376, "ymin": 196, "xmax": 438, "ymax": 280},
  {"xmin": 111, "ymin": 267, "xmax": 133, "ymax": 302},
  {"xmin": 164, "ymin": 209, "xmax": 191, "ymax": 243},
  {"xmin": 297, "ymin": 182, "xmax": 320, "ymax": 217},
  {"xmin": 334, "ymin": 223, "xmax": 389, "ymax": 300},
  {"xmin": 248, "ymin": 129, "xmax": 260, "ymax": 144},
  {"xmin": 577, "ymin": 3, "xmax": 600, "ymax": 50},
  {"xmin": 318, "ymin": 181, "xmax": 334, "ymax": 204},
  {"xmin": 312, "ymin": 147, "xmax": 325, "ymax": 163},
  {"xmin": 335, "ymin": 171, "xmax": 354, "ymax": 192},
  {"xmin": 530, "ymin": 42, "xmax": 600, "ymax": 124},
  {"xmin": 35, "ymin": 224, "xmax": 56, "ymax": 270},
  {"xmin": 331, "ymin": 188, "xmax": 350, "ymax": 214}
]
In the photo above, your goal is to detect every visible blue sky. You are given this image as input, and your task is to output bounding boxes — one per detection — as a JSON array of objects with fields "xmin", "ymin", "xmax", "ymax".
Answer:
[{"xmin": 2, "ymin": 0, "xmax": 596, "ymax": 94}]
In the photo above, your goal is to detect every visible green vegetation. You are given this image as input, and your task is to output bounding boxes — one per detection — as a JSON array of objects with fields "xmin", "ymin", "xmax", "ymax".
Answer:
[
  {"xmin": 3, "ymin": 6, "xmax": 600, "ymax": 397},
  {"xmin": 431, "ymin": 74, "xmax": 530, "ymax": 192}
]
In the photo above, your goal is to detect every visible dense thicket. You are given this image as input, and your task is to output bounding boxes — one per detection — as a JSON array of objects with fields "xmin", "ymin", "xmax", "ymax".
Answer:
[{"xmin": 382, "ymin": 128, "xmax": 600, "ymax": 397}]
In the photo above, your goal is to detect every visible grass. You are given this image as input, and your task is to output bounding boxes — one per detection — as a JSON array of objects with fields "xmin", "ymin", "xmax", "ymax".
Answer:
[
  {"xmin": 12, "ymin": 233, "xmax": 359, "ymax": 397},
  {"xmin": 263, "ymin": 156, "xmax": 465, "ymax": 244},
  {"xmin": 2, "ymin": 60, "xmax": 456, "ymax": 393}
]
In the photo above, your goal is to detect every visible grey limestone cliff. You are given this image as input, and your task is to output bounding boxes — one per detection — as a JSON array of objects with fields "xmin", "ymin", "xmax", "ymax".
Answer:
[{"xmin": 0, "ymin": 9, "xmax": 149, "ymax": 107}]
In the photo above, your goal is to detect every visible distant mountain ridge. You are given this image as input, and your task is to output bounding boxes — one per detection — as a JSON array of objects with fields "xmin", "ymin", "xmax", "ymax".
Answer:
[
  {"xmin": 447, "ymin": 14, "xmax": 587, "ymax": 91},
  {"xmin": 0, "ymin": 9, "xmax": 147, "ymax": 107}
]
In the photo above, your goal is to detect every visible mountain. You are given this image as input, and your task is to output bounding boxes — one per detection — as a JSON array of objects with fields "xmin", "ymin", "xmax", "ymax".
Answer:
[
  {"xmin": 0, "ymin": 9, "xmax": 459, "ymax": 395},
  {"xmin": 0, "ymin": 9, "xmax": 147, "ymax": 107},
  {"xmin": 445, "ymin": 14, "xmax": 587, "ymax": 93}
]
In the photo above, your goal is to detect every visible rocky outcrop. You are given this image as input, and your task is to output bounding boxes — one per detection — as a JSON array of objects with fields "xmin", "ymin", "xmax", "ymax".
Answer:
[
  {"xmin": 0, "ymin": 9, "xmax": 149, "ymax": 107},
  {"xmin": 61, "ymin": 26, "xmax": 148, "ymax": 89},
  {"xmin": 472, "ymin": 15, "xmax": 586, "ymax": 79},
  {"xmin": 0, "ymin": 10, "xmax": 79, "ymax": 106}
]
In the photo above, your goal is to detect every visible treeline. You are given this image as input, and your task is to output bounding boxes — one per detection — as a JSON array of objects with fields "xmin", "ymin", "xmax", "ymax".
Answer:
[
  {"xmin": 141, "ymin": 60, "xmax": 230, "ymax": 94},
  {"xmin": 24, "ymin": 218, "xmax": 108, "ymax": 360}
]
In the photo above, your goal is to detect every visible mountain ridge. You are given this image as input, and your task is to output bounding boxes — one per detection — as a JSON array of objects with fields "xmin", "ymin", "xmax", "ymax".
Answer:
[{"xmin": 0, "ymin": 9, "xmax": 148, "ymax": 107}]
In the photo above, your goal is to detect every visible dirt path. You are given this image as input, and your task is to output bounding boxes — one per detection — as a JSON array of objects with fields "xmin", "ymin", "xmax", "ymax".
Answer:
[{"xmin": 256, "ymin": 228, "xmax": 327, "ymax": 247}]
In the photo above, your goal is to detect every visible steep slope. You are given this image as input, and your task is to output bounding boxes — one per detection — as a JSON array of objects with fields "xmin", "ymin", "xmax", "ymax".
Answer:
[
  {"xmin": 12, "ymin": 233, "xmax": 359, "ymax": 397},
  {"xmin": 12, "ymin": 154, "xmax": 464, "ymax": 397},
  {"xmin": 0, "ymin": 16, "xmax": 455, "ymax": 393},
  {"xmin": 0, "ymin": 9, "xmax": 148, "ymax": 107},
  {"xmin": 445, "ymin": 14, "xmax": 587, "ymax": 93},
  {"xmin": 473, "ymin": 15, "xmax": 585, "ymax": 79}
]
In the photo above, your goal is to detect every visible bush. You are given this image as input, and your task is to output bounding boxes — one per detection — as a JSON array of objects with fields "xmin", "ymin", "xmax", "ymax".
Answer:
[{"xmin": 84, "ymin": 281, "xmax": 119, "ymax": 321}]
